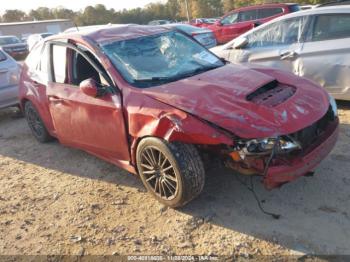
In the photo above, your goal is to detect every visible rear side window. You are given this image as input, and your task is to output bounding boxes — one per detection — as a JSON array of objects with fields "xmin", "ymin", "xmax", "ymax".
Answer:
[
  {"xmin": 52, "ymin": 45, "xmax": 68, "ymax": 84},
  {"xmin": 258, "ymin": 8, "xmax": 283, "ymax": 19},
  {"xmin": 25, "ymin": 44, "xmax": 42, "ymax": 69},
  {"xmin": 37, "ymin": 44, "xmax": 49, "ymax": 74},
  {"xmin": 0, "ymin": 50, "xmax": 7, "ymax": 62},
  {"xmin": 239, "ymin": 9, "xmax": 258, "ymax": 22},
  {"xmin": 312, "ymin": 14, "xmax": 350, "ymax": 41},
  {"xmin": 288, "ymin": 5, "xmax": 300, "ymax": 12}
]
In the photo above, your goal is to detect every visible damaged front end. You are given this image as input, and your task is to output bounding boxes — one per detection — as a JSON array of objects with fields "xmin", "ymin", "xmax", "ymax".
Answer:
[{"xmin": 223, "ymin": 103, "xmax": 339, "ymax": 189}]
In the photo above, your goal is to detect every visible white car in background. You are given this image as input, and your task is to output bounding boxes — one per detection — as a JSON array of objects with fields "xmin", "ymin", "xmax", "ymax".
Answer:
[
  {"xmin": 0, "ymin": 49, "xmax": 20, "ymax": 109},
  {"xmin": 27, "ymin": 33, "xmax": 53, "ymax": 51},
  {"xmin": 211, "ymin": 6, "xmax": 350, "ymax": 100}
]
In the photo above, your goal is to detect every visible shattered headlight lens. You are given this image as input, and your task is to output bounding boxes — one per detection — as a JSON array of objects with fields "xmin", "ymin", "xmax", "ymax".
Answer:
[
  {"xmin": 238, "ymin": 136, "xmax": 301, "ymax": 156},
  {"xmin": 329, "ymin": 95, "xmax": 338, "ymax": 117}
]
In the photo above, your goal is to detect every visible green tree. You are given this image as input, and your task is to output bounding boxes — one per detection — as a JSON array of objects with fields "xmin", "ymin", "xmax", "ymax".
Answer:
[
  {"xmin": 2, "ymin": 9, "xmax": 28, "ymax": 22},
  {"xmin": 223, "ymin": 0, "xmax": 235, "ymax": 12}
]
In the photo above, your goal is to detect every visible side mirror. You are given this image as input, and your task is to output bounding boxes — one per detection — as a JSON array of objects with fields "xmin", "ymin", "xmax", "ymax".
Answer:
[
  {"xmin": 253, "ymin": 21, "xmax": 262, "ymax": 28},
  {"xmin": 80, "ymin": 78, "xmax": 99, "ymax": 97},
  {"xmin": 232, "ymin": 37, "xmax": 248, "ymax": 49}
]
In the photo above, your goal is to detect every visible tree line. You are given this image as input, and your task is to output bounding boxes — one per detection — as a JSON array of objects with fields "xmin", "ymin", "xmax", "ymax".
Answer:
[{"xmin": 0, "ymin": 0, "xmax": 331, "ymax": 25}]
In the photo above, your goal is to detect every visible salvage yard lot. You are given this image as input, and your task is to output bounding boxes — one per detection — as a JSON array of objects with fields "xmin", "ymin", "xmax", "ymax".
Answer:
[{"xmin": 0, "ymin": 104, "xmax": 350, "ymax": 256}]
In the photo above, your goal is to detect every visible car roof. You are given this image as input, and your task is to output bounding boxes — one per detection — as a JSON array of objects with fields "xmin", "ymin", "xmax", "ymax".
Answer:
[
  {"xmin": 229, "ymin": 2, "xmax": 298, "ymax": 12},
  {"xmin": 53, "ymin": 24, "xmax": 171, "ymax": 44},
  {"xmin": 163, "ymin": 24, "xmax": 211, "ymax": 33},
  {"xmin": 0, "ymin": 35, "xmax": 18, "ymax": 38},
  {"xmin": 221, "ymin": 5, "xmax": 350, "ymax": 49}
]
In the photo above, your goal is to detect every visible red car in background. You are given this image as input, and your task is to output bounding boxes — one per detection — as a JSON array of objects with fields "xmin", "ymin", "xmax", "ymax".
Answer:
[
  {"xmin": 208, "ymin": 3, "xmax": 300, "ymax": 44},
  {"xmin": 189, "ymin": 18, "xmax": 218, "ymax": 28}
]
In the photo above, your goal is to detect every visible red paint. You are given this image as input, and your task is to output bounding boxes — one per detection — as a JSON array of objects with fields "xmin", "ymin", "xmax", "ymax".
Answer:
[
  {"xmin": 207, "ymin": 3, "xmax": 297, "ymax": 44},
  {"xmin": 264, "ymin": 120, "xmax": 339, "ymax": 189},
  {"xmin": 19, "ymin": 25, "xmax": 338, "ymax": 190}
]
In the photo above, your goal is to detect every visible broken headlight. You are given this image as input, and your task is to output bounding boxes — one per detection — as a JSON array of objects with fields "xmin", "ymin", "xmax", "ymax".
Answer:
[{"xmin": 236, "ymin": 136, "xmax": 301, "ymax": 157}]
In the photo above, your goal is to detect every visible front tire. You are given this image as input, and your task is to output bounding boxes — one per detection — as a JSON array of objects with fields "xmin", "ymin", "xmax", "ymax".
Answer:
[
  {"xmin": 24, "ymin": 101, "xmax": 53, "ymax": 143},
  {"xmin": 136, "ymin": 137, "xmax": 205, "ymax": 208}
]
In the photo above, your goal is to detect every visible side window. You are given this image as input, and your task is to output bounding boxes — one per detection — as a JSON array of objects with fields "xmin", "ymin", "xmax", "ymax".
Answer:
[
  {"xmin": 52, "ymin": 45, "xmax": 68, "ymax": 84},
  {"xmin": 312, "ymin": 14, "xmax": 350, "ymax": 41},
  {"xmin": 221, "ymin": 12, "xmax": 238, "ymax": 25},
  {"xmin": 258, "ymin": 8, "xmax": 283, "ymax": 19},
  {"xmin": 70, "ymin": 50, "xmax": 109, "ymax": 87},
  {"xmin": 247, "ymin": 16, "xmax": 307, "ymax": 48},
  {"xmin": 239, "ymin": 9, "xmax": 258, "ymax": 22}
]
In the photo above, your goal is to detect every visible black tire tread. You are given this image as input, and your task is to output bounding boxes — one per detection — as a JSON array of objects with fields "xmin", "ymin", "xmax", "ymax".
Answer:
[
  {"xmin": 167, "ymin": 141, "xmax": 205, "ymax": 206},
  {"xmin": 24, "ymin": 101, "xmax": 54, "ymax": 143},
  {"xmin": 137, "ymin": 137, "xmax": 205, "ymax": 208}
]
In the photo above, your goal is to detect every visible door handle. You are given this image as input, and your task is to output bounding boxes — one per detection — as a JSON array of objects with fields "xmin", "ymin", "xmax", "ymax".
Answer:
[
  {"xmin": 280, "ymin": 51, "xmax": 298, "ymax": 60},
  {"xmin": 33, "ymin": 80, "xmax": 40, "ymax": 86}
]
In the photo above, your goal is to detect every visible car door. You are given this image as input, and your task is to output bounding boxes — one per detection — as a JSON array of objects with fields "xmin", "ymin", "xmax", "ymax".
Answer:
[
  {"xmin": 235, "ymin": 16, "xmax": 309, "ymax": 74},
  {"xmin": 220, "ymin": 9, "xmax": 258, "ymax": 43},
  {"xmin": 0, "ymin": 51, "xmax": 19, "ymax": 108},
  {"xmin": 46, "ymin": 41, "xmax": 130, "ymax": 163},
  {"xmin": 297, "ymin": 13, "xmax": 350, "ymax": 100},
  {"xmin": 218, "ymin": 12, "xmax": 240, "ymax": 43}
]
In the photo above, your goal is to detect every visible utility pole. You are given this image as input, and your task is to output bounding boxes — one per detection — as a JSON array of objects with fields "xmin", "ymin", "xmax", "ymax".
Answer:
[{"xmin": 185, "ymin": 0, "xmax": 190, "ymax": 22}]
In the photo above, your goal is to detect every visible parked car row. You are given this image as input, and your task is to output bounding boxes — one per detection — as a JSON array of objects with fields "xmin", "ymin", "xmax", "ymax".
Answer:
[
  {"xmin": 211, "ymin": 6, "xmax": 350, "ymax": 100},
  {"xmin": 0, "ymin": 35, "xmax": 29, "ymax": 60}
]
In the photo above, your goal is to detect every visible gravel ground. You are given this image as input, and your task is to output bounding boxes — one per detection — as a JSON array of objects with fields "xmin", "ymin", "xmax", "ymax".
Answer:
[{"xmin": 0, "ymin": 103, "xmax": 349, "ymax": 257}]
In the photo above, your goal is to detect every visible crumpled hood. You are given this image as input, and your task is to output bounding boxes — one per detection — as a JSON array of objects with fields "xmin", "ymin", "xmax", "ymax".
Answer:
[{"xmin": 142, "ymin": 64, "xmax": 330, "ymax": 139}]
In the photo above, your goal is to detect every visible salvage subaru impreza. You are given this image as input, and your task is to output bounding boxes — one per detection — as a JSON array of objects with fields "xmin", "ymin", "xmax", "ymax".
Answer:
[{"xmin": 19, "ymin": 25, "xmax": 339, "ymax": 207}]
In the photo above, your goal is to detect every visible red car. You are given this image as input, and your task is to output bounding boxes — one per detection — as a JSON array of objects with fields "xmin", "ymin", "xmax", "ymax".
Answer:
[
  {"xmin": 19, "ymin": 25, "xmax": 338, "ymax": 207},
  {"xmin": 189, "ymin": 18, "xmax": 218, "ymax": 28},
  {"xmin": 208, "ymin": 3, "xmax": 300, "ymax": 44}
]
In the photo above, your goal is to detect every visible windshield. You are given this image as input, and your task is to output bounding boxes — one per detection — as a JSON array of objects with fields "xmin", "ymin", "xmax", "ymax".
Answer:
[
  {"xmin": 101, "ymin": 31, "xmax": 224, "ymax": 88},
  {"xmin": 0, "ymin": 36, "xmax": 21, "ymax": 46}
]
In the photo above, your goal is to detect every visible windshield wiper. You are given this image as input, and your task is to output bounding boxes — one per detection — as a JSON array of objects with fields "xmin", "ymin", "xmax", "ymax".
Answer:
[
  {"xmin": 133, "ymin": 65, "xmax": 221, "ymax": 86},
  {"xmin": 133, "ymin": 76, "xmax": 177, "ymax": 83}
]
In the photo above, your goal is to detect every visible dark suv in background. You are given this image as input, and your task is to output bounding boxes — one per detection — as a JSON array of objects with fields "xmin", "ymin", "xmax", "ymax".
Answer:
[
  {"xmin": 0, "ymin": 35, "xmax": 29, "ymax": 60},
  {"xmin": 208, "ymin": 3, "xmax": 300, "ymax": 44}
]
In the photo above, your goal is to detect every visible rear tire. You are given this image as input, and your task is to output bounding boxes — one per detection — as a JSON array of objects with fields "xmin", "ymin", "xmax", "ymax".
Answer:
[
  {"xmin": 24, "ymin": 101, "xmax": 53, "ymax": 143},
  {"xmin": 136, "ymin": 137, "xmax": 205, "ymax": 208}
]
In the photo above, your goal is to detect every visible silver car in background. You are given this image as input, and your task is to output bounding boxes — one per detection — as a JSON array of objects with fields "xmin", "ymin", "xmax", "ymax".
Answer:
[
  {"xmin": 164, "ymin": 24, "xmax": 217, "ymax": 49},
  {"xmin": 0, "ymin": 49, "xmax": 20, "ymax": 109},
  {"xmin": 212, "ymin": 6, "xmax": 350, "ymax": 100}
]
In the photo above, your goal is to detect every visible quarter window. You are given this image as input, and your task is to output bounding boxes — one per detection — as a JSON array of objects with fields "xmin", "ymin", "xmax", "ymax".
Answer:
[
  {"xmin": 37, "ymin": 44, "xmax": 49, "ymax": 74},
  {"xmin": 312, "ymin": 14, "xmax": 350, "ymax": 41},
  {"xmin": 25, "ymin": 43, "xmax": 42, "ymax": 69},
  {"xmin": 258, "ymin": 8, "xmax": 283, "ymax": 19},
  {"xmin": 52, "ymin": 45, "xmax": 68, "ymax": 84}
]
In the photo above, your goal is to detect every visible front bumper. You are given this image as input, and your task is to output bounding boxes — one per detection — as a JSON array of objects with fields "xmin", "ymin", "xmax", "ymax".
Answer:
[{"xmin": 264, "ymin": 119, "xmax": 339, "ymax": 189}]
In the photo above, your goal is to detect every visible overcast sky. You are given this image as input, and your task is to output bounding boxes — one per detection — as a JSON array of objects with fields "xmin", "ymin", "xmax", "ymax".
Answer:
[{"xmin": 1, "ymin": 0, "xmax": 165, "ymax": 12}]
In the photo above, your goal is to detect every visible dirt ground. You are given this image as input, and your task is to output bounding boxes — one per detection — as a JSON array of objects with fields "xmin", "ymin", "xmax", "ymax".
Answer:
[{"xmin": 0, "ymin": 103, "xmax": 350, "ymax": 257}]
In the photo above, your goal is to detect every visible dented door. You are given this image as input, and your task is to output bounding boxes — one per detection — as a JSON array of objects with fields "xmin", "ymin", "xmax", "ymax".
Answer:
[{"xmin": 297, "ymin": 14, "xmax": 350, "ymax": 100}]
